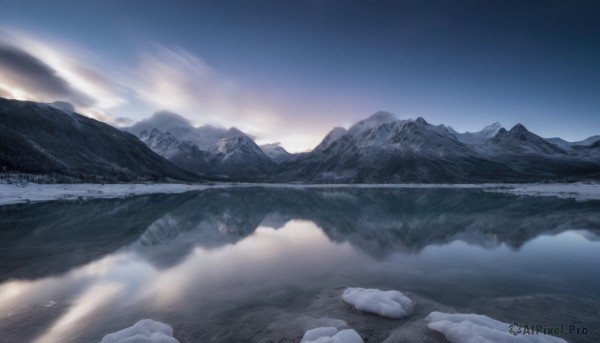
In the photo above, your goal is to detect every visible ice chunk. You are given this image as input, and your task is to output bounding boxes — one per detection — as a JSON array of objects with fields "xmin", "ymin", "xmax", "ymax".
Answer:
[
  {"xmin": 342, "ymin": 287, "xmax": 414, "ymax": 319},
  {"xmin": 426, "ymin": 312, "xmax": 567, "ymax": 343},
  {"xmin": 100, "ymin": 319, "xmax": 179, "ymax": 343},
  {"xmin": 300, "ymin": 326, "xmax": 363, "ymax": 343}
]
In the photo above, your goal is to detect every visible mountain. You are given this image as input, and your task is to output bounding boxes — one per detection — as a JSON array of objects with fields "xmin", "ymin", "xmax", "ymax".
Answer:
[
  {"xmin": 207, "ymin": 135, "xmax": 276, "ymax": 179},
  {"xmin": 259, "ymin": 143, "xmax": 291, "ymax": 163},
  {"xmin": 139, "ymin": 128, "xmax": 211, "ymax": 174},
  {"xmin": 275, "ymin": 114, "xmax": 516, "ymax": 183},
  {"xmin": 3, "ymin": 96, "xmax": 598, "ymax": 183},
  {"xmin": 484, "ymin": 124, "xmax": 568, "ymax": 156},
  {"xmin": 137, "ymin": 126, "xmax": 275, "ymax": 179},
  {"xmin": 546, "ymin": 135, "xmax": 600, "ymax": 151},
  {"xmin": 126, "ymin": 111, "xmax": 252, "ymax": 149},
  {"xmin": 0, "ymin": 97, "xmax": 193, "ymax": 181},
  {"xmin": 449, "ymin": 122, "xmax": 502, "ymax": 145}
]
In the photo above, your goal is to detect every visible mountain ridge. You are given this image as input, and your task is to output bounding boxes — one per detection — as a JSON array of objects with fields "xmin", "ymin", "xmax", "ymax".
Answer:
[{"xmin": 1, "ymin": 97, "xmax": 599, "ymax": 183}]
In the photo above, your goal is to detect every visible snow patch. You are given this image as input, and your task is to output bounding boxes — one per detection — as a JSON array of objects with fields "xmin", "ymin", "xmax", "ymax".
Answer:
[
  {"xmin": 0, "ymin": 183, "xmax": 209, "ymax": 205},
  {"xmin": 342, "ymin": 287, "xmax": 414, "ymax": 319},
  {"xmin": 100, "ymin": 319, "xmax": 179, "ymax": 343},
  {"xmin": 300, "ymin": 326, "xmax": 363, "ymax": 343},
  {"xmin": 487, "ymin": 182, "xmax": 600, "ymax": 201},
  {"xmin": 425, "ymin": 312, "xmax": 567, "ymax": 343}
]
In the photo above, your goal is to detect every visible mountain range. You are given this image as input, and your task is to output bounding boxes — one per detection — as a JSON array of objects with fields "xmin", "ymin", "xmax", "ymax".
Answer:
[{"xmin": 1, "ymin": 96, "xmax": 599, "ymax": 183}]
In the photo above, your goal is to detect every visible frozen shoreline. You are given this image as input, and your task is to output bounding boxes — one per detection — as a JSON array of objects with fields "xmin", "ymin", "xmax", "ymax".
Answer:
[{"xmin": 0, "ymin": 182, "xmax": 599, "ymax": 206}]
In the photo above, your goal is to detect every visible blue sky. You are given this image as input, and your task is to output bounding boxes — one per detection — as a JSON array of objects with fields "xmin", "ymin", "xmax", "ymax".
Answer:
[{"xmin": 0, "ymin": 0, "xmax": 598, "ymax": 151}]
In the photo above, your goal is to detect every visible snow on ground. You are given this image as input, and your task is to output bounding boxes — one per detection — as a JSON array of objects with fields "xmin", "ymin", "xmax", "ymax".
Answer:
[
  {"xmin": 484, "ymin": 182, "xmax": 600, "ymax": 201},
  {"xmin": 100, "ymin": 319, "xmax": 179, "ymax": 343},
  {"xmin": 425, "ymin": 312, "xmax": 567, "ymax": 343},
  {"xmin": 1, "ymin": 182, "xmax": 599, "ymax": 206},
  {"xmin": 300, "ymin": 326, "xmax": 363, "ymax": 343},
  {"xmin": 342, "ymin": 288, "xmax": 414, "ymax": 319},
  {"xmin": 0, "ymin": 183, "xmax": 210, "ymax": 205}
]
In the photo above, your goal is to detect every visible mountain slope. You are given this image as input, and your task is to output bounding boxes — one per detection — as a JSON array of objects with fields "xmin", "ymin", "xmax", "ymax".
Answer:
[
  {"xmin": 449, "ymin": 122, "xmax": 502, "ymax": 145},
  {"xmin": 139, "ymin": 128, "xmax": 211, "ymax": 173},
  {"xmin": 479, "ymin": 124, "xmax": 600, "ymax": 179},
  {"xmin": 259, "ymin": 143, "xmax": 291, "ymax": 163},
  {"xmin": 207, "ymin": 135, "xmax": 276, "ymax": 179},
  {"xmin": 484, "ymin": 124, "xmax": 568, "ymax": 156},
  {"xmin": 275, "ymin": 115, "xmax": 517, "ymax": 183},
  {"xmin": 0, "ymin": 97, "xmax": 194, "ymax": 181}
]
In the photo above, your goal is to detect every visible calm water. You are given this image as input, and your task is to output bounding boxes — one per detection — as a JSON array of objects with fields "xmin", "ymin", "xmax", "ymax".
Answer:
[{"xmin": 1, "ymin": 187, "xmax": 599, "ymax": 342}]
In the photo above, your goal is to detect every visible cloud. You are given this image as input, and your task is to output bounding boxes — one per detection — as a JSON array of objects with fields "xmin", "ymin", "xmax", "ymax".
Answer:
[
  {"xmin": 0, "ymin": 27, "xmax": 126, "ymax": 122},
  {"xmin": 0, "ymin": 44, "xmax": 93, "ymax": 106},
  {"xmin": 126, "ymin": 110, "xmax": 253, "ymax": 149},
  {"xmin": 0, "ymin": 28, "xmax": 333, "ymax": 151},
  {"xmin": 133, "ymin": 46, "xmax": 283, "ymax": 138},
  {"xmin": 113, "ymin": 117, "xmax": 134, "ymax": 126}
]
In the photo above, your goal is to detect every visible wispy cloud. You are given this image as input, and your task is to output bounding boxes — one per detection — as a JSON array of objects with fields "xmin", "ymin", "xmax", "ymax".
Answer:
[
  {"xmin": 0, "ymin": 28, "xmax": 126, "ymax": 123},
  {"xmin": 0, "ymin": 28, "xmax": 331, "ymax": 151},
  {"xmin": 133, "ymin": 45, "xmax": 283, "ymax": 137}
]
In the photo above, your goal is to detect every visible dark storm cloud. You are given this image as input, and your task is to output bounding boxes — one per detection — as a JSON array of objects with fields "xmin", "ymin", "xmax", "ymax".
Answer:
[{"xmin": 0, "ymin": 43, "xmax": 94, "ymax": 106}]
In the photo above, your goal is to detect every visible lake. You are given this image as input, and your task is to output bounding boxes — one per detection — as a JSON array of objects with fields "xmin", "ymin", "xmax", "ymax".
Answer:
[{"xmin": 1, "ymin": 187, "xmax": 599, "ymax": 342}]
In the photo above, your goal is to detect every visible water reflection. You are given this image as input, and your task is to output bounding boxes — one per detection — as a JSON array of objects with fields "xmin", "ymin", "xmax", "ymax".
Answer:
[{"xmin": 0, "ymin": 187, "xmax": 599, "ymax": 342}]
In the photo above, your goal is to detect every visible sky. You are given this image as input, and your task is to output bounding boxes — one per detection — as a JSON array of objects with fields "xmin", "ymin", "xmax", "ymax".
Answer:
[{"xmin": 0, "ymin": 0, "xmax": 599, "ymax": 151}]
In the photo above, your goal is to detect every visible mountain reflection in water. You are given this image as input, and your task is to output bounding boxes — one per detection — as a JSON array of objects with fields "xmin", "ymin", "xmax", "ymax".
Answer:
[{"xmin": 1, "ymin": 187, "xmax": 599, "ymax": 342}]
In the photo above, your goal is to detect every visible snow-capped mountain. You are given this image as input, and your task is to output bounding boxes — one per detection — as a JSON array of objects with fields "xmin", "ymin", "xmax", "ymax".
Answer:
[
  {"xmin": 3, "ymin": 96, "xmax": 598, "ymax": 183},
  {"xmin": 127, "ymin": 111, "xmax": 253, "ymax": 150},
  {"xmin": 546, "ymin": 135, "xmax": 600, "ymax": 152},
  {"xmin": 483, "ymin": 124, "xmax": 568, "ymax": 156},
  {"xmin": 0, "ymin": 97, "xmax": 193, "ymax": 181},
  {"xmin": 275, "ymin": 114, "xmax": 600, "ymax": 182},
  {"xmin": 259, "ymin": 143, "xmax": 291, "ymax": 163},
  {"xmin": 208, "ymin": 135, "xmax": 275, "ymax": 178},
  {"xmin": 276, "ymin": 114, "xmax": 516, "ymax": 183},
  {"xmin": 139, "ymin": 128, "xmax": 210, "ymax": 173},
  {"xmin": 137, "ymin": 126, "xmax": 275, "ymax": 179},
  {"xmin": 448, "ymin": 122, "xmax": 502, "ymax": 145}
]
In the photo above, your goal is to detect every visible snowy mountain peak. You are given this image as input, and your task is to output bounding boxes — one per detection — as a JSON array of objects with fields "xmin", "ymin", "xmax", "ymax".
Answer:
[
  {"xmin": 510, "ymin": 123, "xmax": 529, "ymax": 133},
  {"xmin": 487, "ymin": 123, "xmax": 567, "ymax": 156},
  {"xmin": 348, "ymin": 111, "xmax": 397, "ymax": 136},
  {"xmin": 482, "ymin": 122, "xmax": 502, "ymax": 134},
  {"xmin": 260, "ymin": 143, "xmax": 291, "ymax": 162},
  {"xmin": 139, "ymin": 128, "xmax": 193, "ymax": 159},
  {"xmin": 415, "ymin": 117, "xmax": 428, "ymax": 125},
  {"xmin": 314, "ymin": 126, "xmax": 348, "ymax": 151},
  {"xmin": 224, "ymin": 127, "xmax": 247, "ymax": 138},
  {"xmin": 450, "ymin": 122, "xmax": 503, "ymax": 145},
  {"xmin": 214, "ymin": 135, "xmax": 260, "ymax": 154},
  {"xmin": 368, "ymin": 111, "xmax": 396, "ymax": 123}
]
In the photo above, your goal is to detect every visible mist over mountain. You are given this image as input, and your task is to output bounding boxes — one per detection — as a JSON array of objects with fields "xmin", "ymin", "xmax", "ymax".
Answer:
[{"xmin": 126, "ymin": 111, "xmax": 252, "ymax": 150}]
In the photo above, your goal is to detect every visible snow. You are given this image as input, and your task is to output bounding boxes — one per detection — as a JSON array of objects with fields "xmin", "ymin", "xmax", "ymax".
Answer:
[
  {"xmin": 300, "ymin": 327, "xmax": 363, "ymax": 343},
  {"xmin": 486, "ymin": 182, "xmax": 600, "ymax": 201},
  {"xmin": 425, "ymin": 312, "xmax": 567, "ymax": 343},
  {"xmin": 0, "ymin": 183, "xmax": 209, "ymax": 205},
  {"xmin": 342, "ymin": 287, "xmax": 414, "ymax": 319},
  {"xmin": 99, "ymin": 319, "xmax": 179, "ymax": 343},
  {"xmin": 1, "ymin": 182, "xmax": 599, "ymax": 207}
]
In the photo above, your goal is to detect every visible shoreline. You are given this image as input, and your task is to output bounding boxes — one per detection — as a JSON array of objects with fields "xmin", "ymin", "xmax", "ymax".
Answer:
[{"xmin": 0, "ymin": 182, "xmax": 599, "ymax": 206}]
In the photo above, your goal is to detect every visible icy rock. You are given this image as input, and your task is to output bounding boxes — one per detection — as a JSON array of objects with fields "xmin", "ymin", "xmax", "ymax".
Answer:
[
  {"xmin": 425, "ymin": 312, "xmax": 567, "ymax": 343},
  {"xmin": 99, "ymin": 319, "xmax": 179, "ymax": 343},
  {"xmin": 342, "ymin": 287, "xmax": 414, "ymax": 319},
  {"xmin": 300, "ymin": 326, "xmax": 363, "ymax": 343}
]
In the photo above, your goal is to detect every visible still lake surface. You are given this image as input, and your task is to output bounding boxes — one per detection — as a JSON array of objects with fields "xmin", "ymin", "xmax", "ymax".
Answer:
[{"xmin": 1, "ymin": 187, "xmax": 599, "ymax": 342}]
